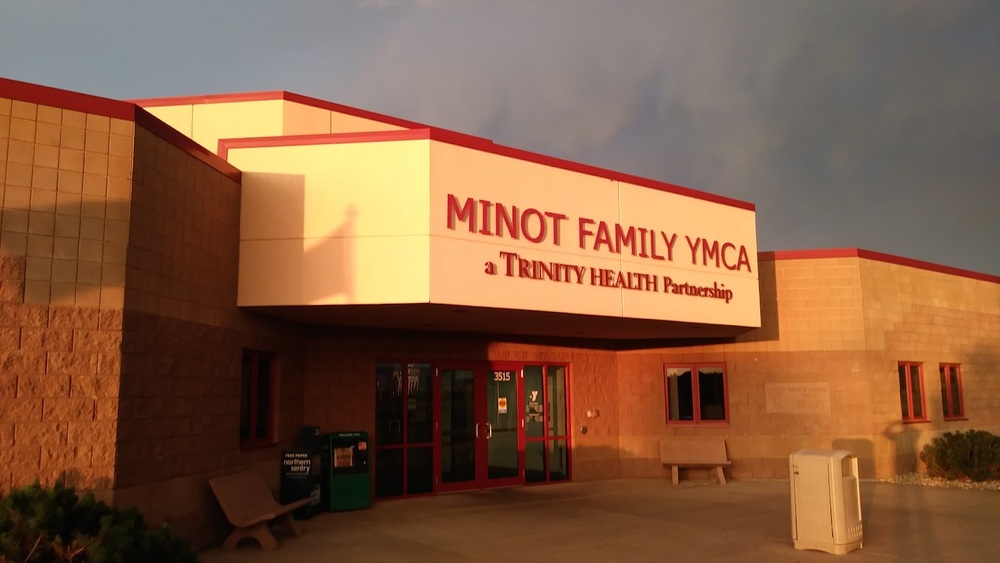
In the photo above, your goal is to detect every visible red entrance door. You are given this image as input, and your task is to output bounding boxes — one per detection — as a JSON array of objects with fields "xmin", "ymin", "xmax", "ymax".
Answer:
[{"xmin": 435, "ymin": 363, "xmax": 524, "ymax": 492}]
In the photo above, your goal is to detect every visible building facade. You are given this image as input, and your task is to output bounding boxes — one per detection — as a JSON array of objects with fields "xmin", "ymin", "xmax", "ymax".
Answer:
[{"xmin": 2, "ymin": 77, "xmax": 998, "ymax": 547}]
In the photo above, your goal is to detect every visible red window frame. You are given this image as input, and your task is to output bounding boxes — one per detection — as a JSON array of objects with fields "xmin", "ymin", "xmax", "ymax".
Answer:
[
  {"xmin": 663, "ymin": 363, "xmax": 729, "ymax": 425},
  {"xmin": 523, "ymin": 363, "xmax": 572, "ymax": 485},
  {"xmin": 939, "ymin": 364, "xmax": 965, "ymax": 420},
  {"xmin": 240, "ymin": 350, "xmax": 278, "ymax": 450},
  {"xmin": 373, "ymin": 361, "xmax": 435, "ymax": 498},
  {"xmin": 897, "ymin": 362, "xmax": 927, "ymax": 423}
]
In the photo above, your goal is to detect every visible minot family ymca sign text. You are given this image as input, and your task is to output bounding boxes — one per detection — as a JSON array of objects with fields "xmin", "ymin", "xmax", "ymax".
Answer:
[
  {"xmin": 446, "ymin": 194, "xmax": 751, "ymax": 304},
  {"xmin": 446, "ymin": 194, "xmax": 753, "ymax": 273}
]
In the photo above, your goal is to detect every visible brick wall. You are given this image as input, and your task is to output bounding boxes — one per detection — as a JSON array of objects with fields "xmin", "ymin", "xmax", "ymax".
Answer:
[
  {"xmin": 1, "ymin": 84, "xmax": 307, "ymax": 547},
  {"xmin": 1, "ymin": 96, "xmax": 130, "ymax": 498},
  {"xmin": 859, "ymin": 259, "xmax": 1000, "ymax": 475},
  {"xmin": 616, "ymin": 257, "xmax": 876, "ymax": 479},
  {"xmin": 115, "ymin": 121, "xmax": 244, "ymax": 489},
  {"xmin": 615, "ymin": 255, "xmax": 999, "ymax": 480},
  {"xmin": 111, "ymin": 121, "xmax": 305, "ymax": 547}
]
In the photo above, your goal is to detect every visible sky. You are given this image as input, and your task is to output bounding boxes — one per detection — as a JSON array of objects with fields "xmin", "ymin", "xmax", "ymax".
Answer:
[{"xmin": 2, "ymin": 0, "xmax": 999, "ymax": 275}]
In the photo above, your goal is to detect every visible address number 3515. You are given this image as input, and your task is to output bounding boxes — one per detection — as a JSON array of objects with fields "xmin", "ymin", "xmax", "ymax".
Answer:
[{"xmin": 493, "ymin": 371, "xmax": 513, "ymax": 382}]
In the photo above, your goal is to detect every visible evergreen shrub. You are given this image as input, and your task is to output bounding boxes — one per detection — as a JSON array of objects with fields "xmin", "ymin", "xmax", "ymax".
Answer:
[
  {"xmin": 919, "ymin": 430, "xmax": 1000, "ymax": 482},
  {"xmin": 0, "ymin": 482, "xmax": 197, "ymax": 563}
]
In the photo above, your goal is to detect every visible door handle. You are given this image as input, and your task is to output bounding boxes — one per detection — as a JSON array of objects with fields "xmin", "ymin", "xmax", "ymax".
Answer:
[
  {"xmin": 475, "ymin": 422, "xmax": 480, "ymax": 438},
  {"xmin": 485, "ymin": 423, "xmax": 493, "ymax": 439}
]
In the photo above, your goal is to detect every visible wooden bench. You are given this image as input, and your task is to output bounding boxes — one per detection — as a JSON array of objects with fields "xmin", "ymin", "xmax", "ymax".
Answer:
[
  {"xmin": 209, "ymin": 470, "xmax": 312, "ymax": 550},
  {"xmin": 659, "ymin": 439, "xmax": 732, "ymax": 485}
]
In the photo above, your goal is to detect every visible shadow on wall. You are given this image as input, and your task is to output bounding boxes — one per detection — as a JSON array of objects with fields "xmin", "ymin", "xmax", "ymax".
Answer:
[
  {"xmin": 831, "ymin": 438, "xmax": 875, "ymax": 479},
  {"xmin": 304, "ymin": 204, "xmax": 357, "ymax": 303},
  {"xmin": 883, "ymin": 420, "xmax": 919, "ymax": 475},
  {"xmin": 242, "ymin": 172, "xmax": 358, "ymax": 305},
  {"xmin": 732, "ymin": 258, "xmax": 781, "ymax": 346},
  {"xmin": 1, "ymin": 196, "xmax": 133, "ymax": 500},
  {"xmin": 56, "ymin": 470, "xmax": 114, "ymax": 500},
  {"xmin": 970, "ymin": 337, "xmax": 1000, "ymax": 435},
  {"xmin": 0, "ymin": 196, "xmax": 133, "ymax": 307}
]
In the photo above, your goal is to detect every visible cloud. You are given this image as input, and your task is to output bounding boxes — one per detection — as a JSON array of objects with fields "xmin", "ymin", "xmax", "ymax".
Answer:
[
  {"xmin": 343, "ymin": 0, "xmax": 999, "ymax": 273},
  {"xmin": 2, "ymin": 0, "xmax": 996, "ymax": 273},
  {"xmin": 356, "ymin": 0, "xmax": 451, "ymax": 9}
]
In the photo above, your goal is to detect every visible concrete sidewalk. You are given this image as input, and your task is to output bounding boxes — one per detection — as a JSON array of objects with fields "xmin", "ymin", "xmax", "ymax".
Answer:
[{"xmin": 200, "ymin": 479, "xmax": 1000, "ymax": 562}]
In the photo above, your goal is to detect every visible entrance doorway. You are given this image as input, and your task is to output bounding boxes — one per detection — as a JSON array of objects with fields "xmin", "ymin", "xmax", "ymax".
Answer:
[
  {"xmin": 437, "ymin": 365, "xmax": 521, "ymax": 491},
  {"xmin": 375, "ymin": 362, "xmax": 569, "ymax": 498}
]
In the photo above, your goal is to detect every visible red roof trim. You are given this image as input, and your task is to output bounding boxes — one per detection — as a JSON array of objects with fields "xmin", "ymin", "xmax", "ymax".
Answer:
[
  {"xmin": 218, "ymin": 129, "xmax": 433, "ymax": 160},
  {"xmin": 134, "ymin": 89, "xmax": 752, "ymax": 210},
  {"xmin": 218, "ymin": 127, "xmax": 755, "ymax": 211},
  {"xmin": 759, "ymin": 248, "xmax": 1000, "ymax": 284},
  {"xmin": 1, "ymin": 77, "xmax": 240, "ymax": 184},
  {"xmin": 282, "ymin": 92, "xmax": 429, "ymax": 130},
  {"xmin": 131, "ymin": 90, "xmax": 429, "ymax": 130},
  {"xmin": 2, "ymin": 76, "xmax": 133, "ymax": 119},
  {"xmin": 441, "ymin": 131, "xmax": 755, "ymax": 211},
  {"xmin": 758, "ymin": 249, "xmax": 857, "ymax": 261},
  {"xmin": 130, "ymin": 91, "xmax": 288, "ymax": 106}
]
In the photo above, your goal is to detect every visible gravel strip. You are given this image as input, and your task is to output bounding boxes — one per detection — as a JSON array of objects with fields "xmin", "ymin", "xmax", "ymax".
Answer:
[{"xmin": 879, "ymin": 473, "xmax": 1000, "ymax": 491}]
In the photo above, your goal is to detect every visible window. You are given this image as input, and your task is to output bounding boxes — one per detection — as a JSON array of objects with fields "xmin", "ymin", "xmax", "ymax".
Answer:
[
  {"xmin": 939, "ymin": 364, "xmax": 965, "ymax": 420},
  {"xmin": 524, "ymin": 364, "xmax": 570, "ymax": 484},
  {"xmin": 897, "ymin": 362, "xmax": 926, "ymax": 422},
  {"xmin": 664, "ymin": 364, "xmax": 728, "ymax": 424},
  {"xmin": 240, "ymin": 350, "xmax": 277, "ymax": 449},
  {"xmin": 374, "ymin": 362, "xmax": 433, "ymax": 497}
]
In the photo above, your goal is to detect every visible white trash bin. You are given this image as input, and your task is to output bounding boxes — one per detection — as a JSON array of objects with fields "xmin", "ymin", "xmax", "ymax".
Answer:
[{"xmin": 788, "ymin": 449, "xmax": 863, "ymax": 555}]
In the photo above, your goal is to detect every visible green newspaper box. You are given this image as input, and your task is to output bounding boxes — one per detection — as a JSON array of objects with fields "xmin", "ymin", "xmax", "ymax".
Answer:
[{"xmin": 324, "ymin": 431, "xmax": 372, "ymax": 511}]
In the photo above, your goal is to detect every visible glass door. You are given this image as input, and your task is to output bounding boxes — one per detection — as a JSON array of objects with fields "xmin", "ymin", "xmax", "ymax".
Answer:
[
  {"xmin": 437, "ymin": 367, "xmax": 479, "ymax": 491},
  {"xmin": 485, "ymin": 366, "xmax": 522, "ymax": 487},
  {"xmin": 434, "ymin": 364, "xmax": 524, "ymax": 491},
  {"xmin": 379, "ymin": 361, "xmax": 567, "ymax": 495}
]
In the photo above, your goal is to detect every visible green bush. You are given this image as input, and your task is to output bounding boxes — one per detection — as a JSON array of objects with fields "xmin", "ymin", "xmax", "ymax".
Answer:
[
  {"xmin": 0, "ymin": 482, "xmax": 198, "ymax": 563},
  {"xmin": 919, "ymin": 430, "xmax": 1000, "ymax": 482}
]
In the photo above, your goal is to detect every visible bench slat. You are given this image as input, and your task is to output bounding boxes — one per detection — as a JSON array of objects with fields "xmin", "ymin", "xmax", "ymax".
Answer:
[
  {"xmin": 663, "ymin": 461, "xmax": 732, "ymax": 466},
  {"xmin": 659, "ymin": 439, "xmax": 731, "ymax": 485}
]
